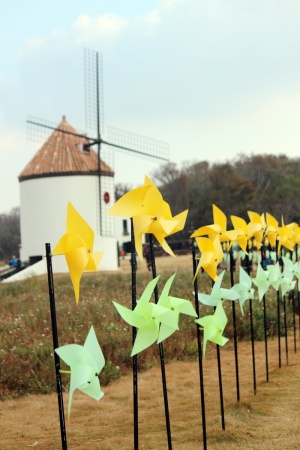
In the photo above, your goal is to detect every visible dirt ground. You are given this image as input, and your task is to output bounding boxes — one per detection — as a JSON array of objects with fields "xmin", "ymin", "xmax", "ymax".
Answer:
[
  {"xmin": 1, "ymin": 337, "xmax": 300, "ymax": 449},
  {"xmin": 2, "ymin": 255, "xmax": 300, "ymax": 449}
]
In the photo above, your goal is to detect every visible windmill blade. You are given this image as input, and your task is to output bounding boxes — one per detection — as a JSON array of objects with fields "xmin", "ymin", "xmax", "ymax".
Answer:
[
  {"xmin": 105, "ymin": 125, "xmax": 169, "ymax": 162},
  {"xmin": 84, "ymin": 48, "xmax": 104, "ymax": 139},
  {"xmin": 27, "ymin": 115, "xmax": 91, "ymax": 148}
]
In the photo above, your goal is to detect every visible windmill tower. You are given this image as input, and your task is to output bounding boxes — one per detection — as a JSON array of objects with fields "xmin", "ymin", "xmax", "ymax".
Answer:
[
  {"xmin": 18, "ymin": 115, "xmax": 118, "ymax": 272},
  {"xmin": 18, "ymin": 49, "xmax": 169, "ymax": 275}
]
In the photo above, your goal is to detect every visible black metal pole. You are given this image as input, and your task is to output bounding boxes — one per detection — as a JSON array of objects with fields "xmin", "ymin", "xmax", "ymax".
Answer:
[
  {"xmin": 283, "ymin": 294, "xmax": 289, "ymax": 366},
  {"xmin": 292, "ymin": 286, "xmax": 297, "ymax": 353},
  {"xmin": 192, "ymin": 250, "xmax": 207, "ymax": 450},
  {"xmin": 249, "ymin": 299, "xmax": 257, "ymax": 395},
  {"xmin": 45, "ymin": 243, "xmax": 67, "ymax": 450},
  {"xmin": 229, "ymin": 248, "xmax": 240, "ymax": 401},
  {"xmin": 276, "ymin": 243, "xmax": 282, "ymax": 368},
  {"xmin": 216, "ymin": 343, "xmax": 225, "ymax": 430},
  {"xmin": 149, "ymin": 235, "xmax": 173, "ymax": 450},
  {"xmin": 277, "ymin": 290, "xmax": 282, "ymax": 368},
  {"xmin": 260, "ymin": 247, "xmax": 269, "ymax": 382},
  {"xmin": 245, "ymin": 248, "xmax": 256, "ymax": 395},
  {"xmin": 130, "ymin": 220, "xmax": 139, "ymax": 450},
  {"xmin": 262, "ymin": 295, "xmax": 269, "ymax": 382}
]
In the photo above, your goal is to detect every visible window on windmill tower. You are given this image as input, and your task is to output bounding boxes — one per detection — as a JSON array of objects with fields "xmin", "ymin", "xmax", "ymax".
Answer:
[
  {"xmin": 123, "ymin": 219, "xmax": 129, "ymax": 236},
  {"xmin": 82, "ymin": 142, "xmax": 90, "ymax": 154}
]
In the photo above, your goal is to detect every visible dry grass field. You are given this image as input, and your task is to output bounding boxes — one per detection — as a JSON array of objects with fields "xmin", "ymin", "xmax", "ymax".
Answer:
[{"xmin": 1, "ymin": 255, "xmax": 300, "ymax": 449}]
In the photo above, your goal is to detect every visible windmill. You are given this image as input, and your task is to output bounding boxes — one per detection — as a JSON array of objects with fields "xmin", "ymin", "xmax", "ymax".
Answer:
[{"xmin": 27, "ymin": 48, "xmax": 170, "ymax": 237}]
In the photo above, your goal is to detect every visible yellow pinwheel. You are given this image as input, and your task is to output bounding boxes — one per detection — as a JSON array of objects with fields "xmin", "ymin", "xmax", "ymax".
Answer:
[
  {"xmin": 107, "ymin": 175, "xmax": 163, "ymax": 218},
  {"xmin": 230, "ymin": 215, "xmax": 258, "ymax": 253},
  {"xmin": 107, "ymin": 175, "xmax": 188, "ymax": 260},
  {"xmin": 265, "ymin": 212, "xmax": 278, "ymax": 249},
  {"xmin": 277, "ymin": 217, "xmax": 294, "ymax": 254},
  {"xmin": 191, "ymin": 204, "xmax": 239, "ymax": 245},
  {"xmin": 52, "ymin": 202, "xmax": 103, "ymax": 303},
  {"xmin": 194, "ymin": 236, "xmax": 224, "ymax": 280},
  {"xmin": 247, "ymin": 211, "xmax": 266, "ymax": 249},
  {"xmin": 132, "ymin": 200, "xmax": 188, "ymax": 260}
]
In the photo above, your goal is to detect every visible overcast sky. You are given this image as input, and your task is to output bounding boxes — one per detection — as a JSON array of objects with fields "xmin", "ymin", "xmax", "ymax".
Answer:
[{"xmin": 1, "ymin": 0, "xmax": 300, "ymax": 214}]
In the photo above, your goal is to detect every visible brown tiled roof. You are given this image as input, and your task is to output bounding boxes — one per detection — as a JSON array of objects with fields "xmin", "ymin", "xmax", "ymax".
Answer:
[{"xmin": 19, "ymin": 116, "xmax": 114, "ymax": 181}]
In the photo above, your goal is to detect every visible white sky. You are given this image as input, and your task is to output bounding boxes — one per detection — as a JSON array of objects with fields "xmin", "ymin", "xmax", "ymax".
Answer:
[{"xmin": 1, "ymin": 0, "xmax": 300, "ymax": 214}]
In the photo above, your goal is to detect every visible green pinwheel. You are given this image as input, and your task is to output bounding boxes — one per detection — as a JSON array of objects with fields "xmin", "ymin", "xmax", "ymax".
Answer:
[
  {"xmin": 195, "ymin": 300, "xmax": 228, "ymax": 357},
  {"xmin": 113, "ymin": 277, "xmax": 175, "ymax": 356},
  {"xmin": 157, "ymin": 273, "xmax": 197, "ymax": 343},
  {"xmin": 55, "ymin": 326, "xmax": 105, "ymax": 418},
  {"xmin": 287, "ymin": 259, "xmax": 300, "ymax": 291},
  {"xmin": 280, "ymin": 257, "xmax": 296, "ymax": 296},
  {"xmin": 231, "ymin": 266, "xmax": 254, "ymax": 314},
  {"xmin": 196, "ymin": 270, "xmax": 239, "ymax": 307},
  {"xmin": 267, "ymin": 262, "xmax": 282, "ymax": 291},
  {"xmin": 252, "ymin": 264, "xmax": 270, "ymax": 301}
]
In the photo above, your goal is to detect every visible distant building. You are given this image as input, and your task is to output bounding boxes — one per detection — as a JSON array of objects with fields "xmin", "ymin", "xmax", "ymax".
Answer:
[{"xmin": 18, "ymin": 116, "xmax": 118, "ymax": 272}]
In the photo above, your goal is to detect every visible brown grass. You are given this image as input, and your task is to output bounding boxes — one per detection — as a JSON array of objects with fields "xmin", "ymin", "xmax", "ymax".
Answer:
[
  {"xmin": 1, "ymin": 255, "xmax": 300, "ymax": 449},
  {"xmin": 1, "ymin": 337, "xmax": 300, "ymax": 449}
]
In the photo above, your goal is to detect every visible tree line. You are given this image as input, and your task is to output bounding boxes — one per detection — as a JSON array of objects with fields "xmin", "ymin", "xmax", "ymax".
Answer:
[
  {"xmin": 0, "ymin": 208, "xmax": 20, "ymax": 262},
  {"xmin": 151, "ymin": 153, "xmax": 300, "ymax": 240},
  {"xmin": 2, "ymin": 153, "xmax": 300, "ymax": 262}
]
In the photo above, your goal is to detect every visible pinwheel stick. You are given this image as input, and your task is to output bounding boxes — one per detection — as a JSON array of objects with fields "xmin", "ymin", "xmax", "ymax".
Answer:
[
  {"xmin": 282, "ymin": 293, "xmax": 289, "ymax": 366},
  {"xmin": 208, "ymin": 279, "xmax": 225, "ymax": 431},
  {"xmin": 45, "ymin": 243, "xmax": 68, "ymax": 450},
  {"xmin": 245, "ymin": 248, "xmax": 257, "ymax": 395},
  {"xmin": 288, "ymin": 250, "xmax": 297, "ymax": 354},
  {"xmin": 276, "ymin": 242, "xmax": 282, "ymax": 368},
  {"xmin": 214, "ymin": 309, "xmax": 225, "ymax": 431},
  {"xmin": 229, "ymin": 248, "xmax": 240, "ymax": 401},
  {"xmin": 149, "ymin": 234, "xmax": 173, "ymax": 450},
  {"xmin": 130, "ymin": 219, "xmax": 139, "ymax": 450},
  {"xmin": 192, "ymin": 250, "xmax": 207, "ymax": 450},
  {"xmin": 260, "ymin": 247, "xmax": 269, "ymax": 382},
  {"xmin": 277, "ymin": 289, "xmax": 282, "ymax": 368}
]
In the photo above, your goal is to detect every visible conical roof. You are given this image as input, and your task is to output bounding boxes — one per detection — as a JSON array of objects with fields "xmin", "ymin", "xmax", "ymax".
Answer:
[{"xmin": 19, "ymin": 116, "xmax": 114, "ymax": 181}]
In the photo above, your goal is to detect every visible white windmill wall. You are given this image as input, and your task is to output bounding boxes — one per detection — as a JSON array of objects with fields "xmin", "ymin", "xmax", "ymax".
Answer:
[{"xmin": 19, "ymin": 174, "xmax": 118, "ymax": 272}]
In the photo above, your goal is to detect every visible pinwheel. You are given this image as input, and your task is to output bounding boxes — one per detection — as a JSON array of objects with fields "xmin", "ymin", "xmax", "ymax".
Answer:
[
  {"xmin": 193, "ymin": 236, "xmax": 224, "ymax": 280},
  {"xmin": 267, "ymin": 259, "xmax": 295, "ymax": 296},
  {"xmin": 132, "ymin": 200, "xmax": 188, "ymax": 260},
  {"xmin": 157, "ymin": 273, "xmax": 197, "ymax": 343},
  {"xmin": 196, "ymin": 270, "xmax": 239, "ymax": 307},
  {"xmin": 107, "ymin": 176, "xmax": 188, "ymax": 260},
  {"xmin": 191, "ymin": 204, "xmax": 239, "ymax": 245},
  {"xmin": 285, "ymin": 258, "xmax": 300, "ymax": 290},
  {"xmin": 230, "ymin": 266, "xmax": 255, "ymax": 314},
  {"xmin": 55, "ymin": 326, "xmax": 105, "ymax": 418},
  {"xmin": 281, "ymin": 256, "xmax": 297, "ymax": 275},
  {"xmin": 277, "ymin": 217, "xmax": 294, "ymax": 254},
  {"xmin": 230, "ymin": 215, "xmax": 258, "ymax": 253},
  {"xmin": 293, "ymin": 223, "xmax": 300, "ymax": 247},
  {"xmin": 195, "ymin": 300, "xmax": 228, "ymax": 356},
  {"xmin": 247, "ymin": 211, "xmax": 266, "ymax": 248},
  {"xmin": 280, "ymin": 258, "xmax": 296, "ymax": 296},
  {"xmin": 252, "ymin": 264, "xmax": 270, "ymax": 301},
  {"xmin": 52, "ymin": 202, "xmax": 103, "ymax": 303},
  {"xmin": 265, "ymin": 213, "xmax": 278, "ymax": 249},
  {"xmin": 107, "ymin": 175, "xmax": 163, "ymax": 218},
  {"xmin": 113, "ymin": 277, "xmax": 175, "ymax": 356},
  {"xmin": 267, "ymin": 262, "xmax": 284, "ymax": 292}
]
